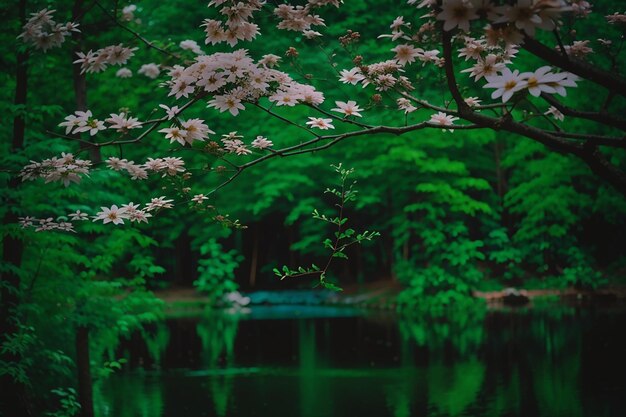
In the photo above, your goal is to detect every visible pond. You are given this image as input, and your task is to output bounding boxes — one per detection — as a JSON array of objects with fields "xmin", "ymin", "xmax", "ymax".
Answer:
[{"xmin": 94, "ymin": 304, "xmax": 626, "ymax": 417}]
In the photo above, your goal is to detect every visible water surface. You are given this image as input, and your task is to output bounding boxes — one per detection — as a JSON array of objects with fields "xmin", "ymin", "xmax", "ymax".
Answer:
[{"xmin": 95, "ymin": 305, "xmax": 626, "ymax": 417}]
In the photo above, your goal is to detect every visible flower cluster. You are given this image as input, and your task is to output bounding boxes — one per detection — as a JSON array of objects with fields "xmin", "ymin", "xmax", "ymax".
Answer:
[
  {"xmin": 563, "ymin": 40, "xmax": 593, "ymax": 58},
  {"xmin": 397, "ymin": 98, "xmax": 417, "ymax": 114},
  {"xmin": 191, "ymin": 194, "xmax": 209, "ymax": 204},
  {"xmin": 202, "ymin": 0, "xmax": 263, "ymax": 46},
  {"xmin": 201, "ymin": 0, "xmax": 340, "ymax": 46},
  {"xmin": 180, "ymin": 39, "xmax": 204, "ymax": 54},
  {"xmin": 221, "ymin": 132, "xmax": 249, "ymax": 155},
  {"xmin": 18, "ymin": 9, "xmax": 79, "ymax": 51},
  {"xmin": 483, "ymin": 66, "xmax": 578, "ymax": 103},
  {"xmin": 545, "ymin": 106, "xmax": 565, "ymax": 121},
  {"xmin": 274, "ymin": 3, "xmax": 324, "ymax": 32},
  {"xmin": 164, "ymin": 49, "xmax": 324, "ymax": 116},
  {"xmin": 73, "ymin": 44, "xmax": 138, "ymax": 74},
  {"xmin": 461, "ymin": 51, "xmax": 508, "ymax": 81},
  {"xmin": 116, "ymin": 68, "xmax": 133, "ymax": 78},
  {"xmin": 19, "ymin": 195, "xmax": 179, "ymax": 232},
  {"xmin": 60, "ymin": 110, "xmax": 143, "ymax": 136},
  {"xmin": 331, "ymin": 101, "xmax": 363, "ymax": 117},
  {"xmin": 220, "ymin": 131, "xmax": 274, "ymax": 155},
  {"xmin": 606, "ymin": 12, "xmax": 626, "ymax": 25},
  {"xmin": 428, "ymin": 0, "xmax": 573, "ymax": 37},
  {"xmin": 106, "ymin": 113, "xmax": 142, "ymax": 133},
  {"xmin": 382, "ymin": 0, "xmax": 596, "ymax": 111},
  {"xmin": 106, "ymin": 156, "xmax": 186, "ymax": 179},
  {"xmin": 428, "ymin": 111, "xmax": 459, "ymax": 131},
  {"xmin": 121, "ymin": 4, "xmax": 138, "ymax": 22},
  {"xmin": 138, "ymin": 63, "xmax": 160, "ymax": 79},
  {"xmin": 392, "ymin": 44, "xmax": 443, "ymax": 67},
  {"xmin": 159, "ymin": 119, "xmax": 214, "ymax": 146},
  {"xmin": 273, "ymin": 0, "xmax": 340, "ymax": 33},
  {"xmin": 380, "ymin": 14, "xmax": 437, "ymax": 44},
  {"xmin": 338, "ymin": 59, "xmax": 415, "ymax": 92},
  {"xmin": 59, "ymin": 110, "xmax": 105, "ymax": 136},
  {"xmin": 19, "ymin": 153, "xmax": 91, "ymax": 187},
  {"xmin": 251, "ymin": 136, "xmax": 273, "ymax": 149},
  {"xmin": 450, "ymin": 33, "xmax": 578, "ymax": 103},
  {"xmin": 306, "ymin": 117, "xmax": 334, "ymax": 130},
  {"xmin": 19, "ymin": 216, "xmax": 76, "ymax": 233},
  {"xmin": 93, "ymin": 203, "xmax": 153, "ymax": 225}
]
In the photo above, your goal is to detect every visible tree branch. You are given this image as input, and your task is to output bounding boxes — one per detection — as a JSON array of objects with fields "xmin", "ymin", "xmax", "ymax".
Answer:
[
  {"xmin": 523, "ymin": 36, "xmax": 626, "ymax": 98},
  {"xmin": 541, "ymin": 93, "xmax": 626, "ymax": 132},
  {"xmin": 93, "ymin": 1, "xmax": 181, "ymax": 60},
  {"xmin": 440, "ymin": 27, "xmax": 626, "ymax": 195},
  {"xmin": 441, "ymin": 28, "xmax": 468, "ymax": 111}
]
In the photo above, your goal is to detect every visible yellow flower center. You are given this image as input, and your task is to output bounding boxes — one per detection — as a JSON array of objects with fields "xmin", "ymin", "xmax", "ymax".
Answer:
[{"xmin": 504, "ymin": 80, "xmax": 517, "ymax": 90}]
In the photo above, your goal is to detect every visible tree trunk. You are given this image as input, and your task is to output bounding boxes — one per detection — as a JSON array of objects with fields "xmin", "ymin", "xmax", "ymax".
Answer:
[
  {"xmin": 70, "ymin": 5, "xmax": 95, "ymax": 417},
  {"xmin": 75, "ymin": 326, "xmax": 94, "ymax": 417},
  {"xmin": 493, "ymin": 137, "xmax": 506, "ymax": 202},
  {"xmin": 287, "ymin": 225, "xmax": 295, "ymax": 268},
  {"xmin": 0, "ymin": 0, "xmax": 31, "ymax": 415},
  {"xmin": 71, "ymin": 0, "xmax": 87, "ymax": 114},
  {"xmin": 174, "ymin": 230, "xmax": 194, "ymax": 285},
  {"xmin": 72, "ymin": 0, "xmax": 101, "ymax": 163},
  {"xmin": 386, "ymin": 189, "xmax": 396, "ymax": 280},
  {"xmin": 493, "ymin": 135, "xmax": 513, "ymax": 231},
  {"xmin": 249, "ymin": 224, "xmax": 259, "ymax": 287},
  {"xmin": 355, "ymin": 243, "xmax": 364, "ymax": 285}
]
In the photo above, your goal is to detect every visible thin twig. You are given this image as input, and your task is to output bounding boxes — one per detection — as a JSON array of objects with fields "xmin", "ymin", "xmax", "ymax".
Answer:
[{"xmin": 94, "ymin": 0, "xmax": 181, "ymax": 60}]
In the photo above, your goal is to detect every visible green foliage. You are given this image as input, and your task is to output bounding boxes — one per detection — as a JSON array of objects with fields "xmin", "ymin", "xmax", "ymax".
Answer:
[
  {"xmin": 0, "ymin": 325, "xmax": 37, "ymax": 385},
  {"xmin": 559, "ymin": 247, "xmax": 608, "ymax": 290},
  {"xmin": 45, "ymin": 388, "xmax": 81, "ymax": 417},
  {"xmin": 194, "ymin": 239, "xmax": 243, "ymax": 300},
  {"xmin": 399, "ymin": 303, "xmax": 487, "ymax": 354},
  {"xmin": 396, "ymin": 264, "xmax": 484, "ymax": 311},
  {"xmin": 274, "ymin": 164, "xmax": 380, "ymax": 291},
  {"xmin": 96, "ymin": 358, "xmax": 129, "ymax": 380}
]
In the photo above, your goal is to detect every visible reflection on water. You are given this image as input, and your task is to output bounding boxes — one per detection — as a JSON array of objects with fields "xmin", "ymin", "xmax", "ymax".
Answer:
[
  {"xmin": 197, "ymin": 310, "xmax": 239, "ymax": 369},
  {"xmin": 428, "ymin": 359, "xmax": 485, "ymax": 416},
  {"xmin": 95, "ymin": 305, "xmax": 626, "ymax": 417}
]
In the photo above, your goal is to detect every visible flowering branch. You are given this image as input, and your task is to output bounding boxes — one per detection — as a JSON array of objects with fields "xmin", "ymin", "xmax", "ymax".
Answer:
[
  {"xmin": 541, "ymin": 94, "xmax": 626, "ymax": 132},
  {"xmin": 16, "ymin": 0, "xmax": 626, "ymax": 232},
  {"xmin": 522, "ymin": 36, "xmax": 626, "ymax": 98},
  {"xmin": 93, "ymin": 0, "xmax": 181, "ymax": 60}
]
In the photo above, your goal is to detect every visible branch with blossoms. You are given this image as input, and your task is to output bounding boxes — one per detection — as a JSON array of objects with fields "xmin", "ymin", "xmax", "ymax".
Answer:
[
  {"xmin": 372, "ymin": 0, "xmax": 626, "ymax": 193},
  {"xmin": 15, "ymin": 0, "xmax": 626, "ymax": 234},
  {"xmin": 92, "ymin": 0, "xmax": 182, "ymax": 61},
  {"xmin": 18, "ymin": 101, "xmax": 482, "ymax": 233}
]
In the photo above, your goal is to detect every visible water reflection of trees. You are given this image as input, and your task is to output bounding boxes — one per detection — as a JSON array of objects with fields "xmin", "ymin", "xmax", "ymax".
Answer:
[
  {"xmin": 428, "ymin": 359, "xmax": 486, "ymax": 416},
  {"xmin": 196, "ymin": 308, "xmax": 242, "ymax": 417},
  {"xmin": 396, "ymin": 306, "xmax": 487, "ymax": 417},
  {"xmin": 396, "ymin": 306, "xmax": 587, "ymax": 417},
  {"xmin": 210, "ymin": 374, "xmax": 235, "ymax": 417},
  {"xmin": 398, "ymin": 304, "xmax": 487, "ymax": 355},
  {"xmin": 94, "ymin": 374, "xmax": 163, "ymax": 417},
  {"xmin": 93, "ymin": 306, "xmax": 600, "ymax": 417},
  {"xmin": 482, "ymin": 307, "xmax": 583, "ymax": 417},
  {"xmin": 529, "ymin": 308, "xmax": 583, "ymax": 417},
  {"xmin": 143, "ymin": 323, "xmax": 170, "ymax": 369},
  {"xmin": 196, "ymin": 307, "xmax": 241, "ymax": 368}
]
